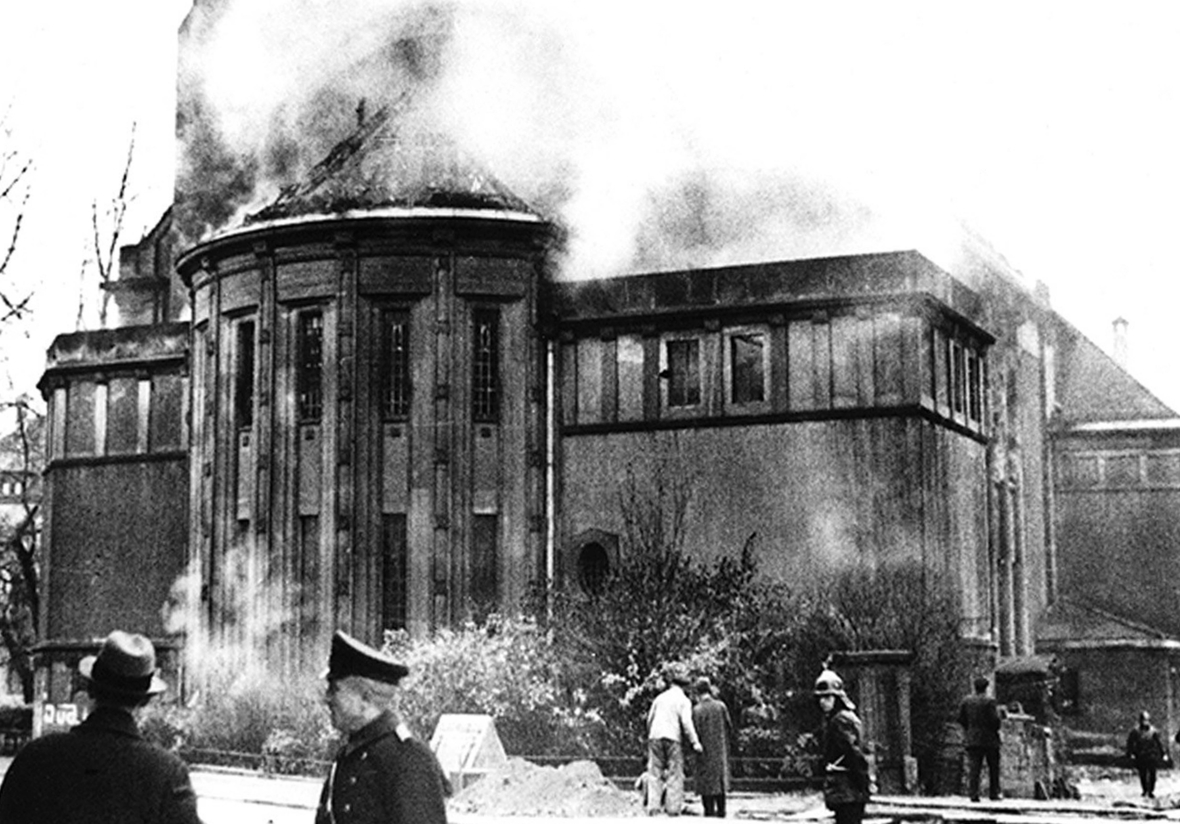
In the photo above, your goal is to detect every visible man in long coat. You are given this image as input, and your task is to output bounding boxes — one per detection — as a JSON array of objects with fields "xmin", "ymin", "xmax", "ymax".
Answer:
[
  {"xmin": 692, "ymin": 677, "xmax": 733, "ymax": 817},
  {"xmin": 316, "ymin": 630, "xmax": 449, "ymax": 824},
  {"xmin": 0, "ymin": 629, "xmax": 202, "ymax": 824}
]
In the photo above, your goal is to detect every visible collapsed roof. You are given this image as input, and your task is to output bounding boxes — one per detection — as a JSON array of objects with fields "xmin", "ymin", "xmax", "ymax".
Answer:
[{"xmin": 246, "ymin": 92, "xmax": 536, "ymax": 224}]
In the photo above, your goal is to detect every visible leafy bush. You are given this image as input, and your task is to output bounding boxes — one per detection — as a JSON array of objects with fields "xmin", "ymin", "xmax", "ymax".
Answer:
[
  {"xmin": 139, "ymin": 660, "xmax": 335, "ymax": 772},
  {"xmin": 385, "ymin": 614, "xmax": 607, "ymax": 757}
]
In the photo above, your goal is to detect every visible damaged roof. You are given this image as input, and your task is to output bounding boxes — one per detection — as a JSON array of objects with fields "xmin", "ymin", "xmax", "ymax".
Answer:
[{"xmin": 246, "ymin": 93, "xmax": 536, "ymax": 224}]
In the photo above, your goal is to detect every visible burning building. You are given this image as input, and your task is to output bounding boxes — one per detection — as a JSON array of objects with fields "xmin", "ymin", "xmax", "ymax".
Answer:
[{"xmin": 30, "ymin": 0, "xmax": 1180, "ymax": 745}]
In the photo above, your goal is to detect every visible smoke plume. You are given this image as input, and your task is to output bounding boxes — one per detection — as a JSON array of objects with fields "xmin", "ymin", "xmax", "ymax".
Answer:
[{"xmin": 173, "ymin": 0, "xmax": 956, "ymax": 279}]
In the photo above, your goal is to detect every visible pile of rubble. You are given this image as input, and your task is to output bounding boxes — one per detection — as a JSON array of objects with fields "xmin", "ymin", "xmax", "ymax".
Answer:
[{"xmin": 448, "ymin": 758, "xmax": 644, "ymax": 818}]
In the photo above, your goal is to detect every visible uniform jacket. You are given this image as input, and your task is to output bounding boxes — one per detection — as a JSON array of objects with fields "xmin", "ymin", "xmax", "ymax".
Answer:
[
  {"xmin": 958, "ymin": 693, "xmax": 1002, "ymax": 749},
  {"xmin": 646, "ymin": 685, "xmax": 702, "ymax": 749},
  {"xmin": 0, "ymin": 706, "xmax": 202, "ymax": 824},
  {"xmin": 820, "ymin": 707, "xmax": 870, "ymax": 809},
  {"xmin": 315, "ymin": 711, "xmax": 449, "ymax": 824},
  {"xmin": 692, "ymin": 694, "xmax": 732, "ymax": 795},
  {"xmin": 1127, "ymin": 724, "xmax": 1165, "ymax": 767}
]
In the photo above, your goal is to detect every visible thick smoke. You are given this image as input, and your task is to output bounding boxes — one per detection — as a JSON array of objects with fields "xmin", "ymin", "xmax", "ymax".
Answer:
[{"xmin": 174, "ymin": 0, "xmax": 950, "ymax": 277}]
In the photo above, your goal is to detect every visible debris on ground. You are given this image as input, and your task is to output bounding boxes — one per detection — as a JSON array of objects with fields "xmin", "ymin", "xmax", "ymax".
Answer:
[{"xmin": 448, "ymin": 757, "xmax": 645, "ymax": 818}]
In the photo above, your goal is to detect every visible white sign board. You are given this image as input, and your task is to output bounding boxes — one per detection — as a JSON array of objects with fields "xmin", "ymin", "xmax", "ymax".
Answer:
[{"xmin": 429, "ymin": 713, "xmax": 508, "ymax": 790}]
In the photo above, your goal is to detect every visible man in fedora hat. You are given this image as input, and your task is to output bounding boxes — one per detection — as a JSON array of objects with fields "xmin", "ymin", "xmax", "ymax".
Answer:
[
  {"xmin": 316, "ymin": 630, "xmax": 448, "ymax": 824},
  {"xmin": 0, "ymin": 629, "xmax": 202, "ymax": 823}
]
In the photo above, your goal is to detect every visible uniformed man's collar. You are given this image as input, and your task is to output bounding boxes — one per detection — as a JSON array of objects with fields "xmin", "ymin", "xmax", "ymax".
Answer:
[{"xmin": 342, "ymin": 710, "xmax": 403, "ymax": 755}]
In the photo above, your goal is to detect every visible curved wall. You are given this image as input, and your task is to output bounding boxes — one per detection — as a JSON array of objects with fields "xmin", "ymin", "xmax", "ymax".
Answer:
[{"xmin": 177, "ymin": 211, "xmax": 554, "ymax": 668}]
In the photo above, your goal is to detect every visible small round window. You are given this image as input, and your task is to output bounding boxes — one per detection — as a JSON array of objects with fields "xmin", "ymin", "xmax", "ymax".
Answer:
[{"xmin": 578, "ymin": 542, "xmax": 610, "ymax": 595}]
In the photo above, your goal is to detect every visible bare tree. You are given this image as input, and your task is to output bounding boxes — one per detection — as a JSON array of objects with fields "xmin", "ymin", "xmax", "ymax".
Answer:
[
  {"xmin": 0, "ymin": 107, "xmax": 33, "ymax": 326},
  {"xmin": 87, "ymin": 122, "xmax": 136, "ymax": 328},
  {"xmin": 0, "ymin": 396, "xmax": 43, "ymax": 701}
]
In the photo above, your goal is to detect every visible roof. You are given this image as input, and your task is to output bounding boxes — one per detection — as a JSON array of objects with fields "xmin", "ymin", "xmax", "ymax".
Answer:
[
  {"xmin": 1036, "ymin": 597, "xmax": 1180, "ymax": 648},
  {"xmin": 1052, "ymin": 317, "xmax": 1177, "ymax": 423},
  {"xmin": 245, "ymin": 93, "xmax": 537, "ymax": 225}
]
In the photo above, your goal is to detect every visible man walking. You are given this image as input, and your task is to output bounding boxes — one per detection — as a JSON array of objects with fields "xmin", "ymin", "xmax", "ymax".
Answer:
[
  {"xmin": 317, "ymin": 630, "xmax": 449, "ymax": 824},
  {"xmin": 0, "ymin": 629, "xmax": 203, "ymax": 824},
  {"xmin": 692, "ymin": 677, "xmax": 733, "ymax": 817},
  {"xmin": 958, "ymin": 675, "xmax": 1002, "ymax": 802},
  {"xmin": 646, "ymin": 663, "xmax": 703, "ymax": 816},
  {"xmin": 1126, "ymin": 710, "xmax": 1166, "ymax": 798}
]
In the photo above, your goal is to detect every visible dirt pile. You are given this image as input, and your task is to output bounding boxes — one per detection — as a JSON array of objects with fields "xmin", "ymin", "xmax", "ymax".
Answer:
[{"xmin": 448, "ymin": 758, "xmax": 644, "ymax": 818}]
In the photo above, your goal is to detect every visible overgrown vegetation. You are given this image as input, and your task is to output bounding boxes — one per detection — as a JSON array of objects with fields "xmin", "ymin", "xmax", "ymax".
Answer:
[{"xmin": 144, "ymin": 446, "xmax": 976, "ymax": 794}]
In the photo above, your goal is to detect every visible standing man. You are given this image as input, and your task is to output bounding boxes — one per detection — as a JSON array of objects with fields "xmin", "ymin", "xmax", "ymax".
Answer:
[
  {"xmin": 0, "ymin": 629, "xmax": 203, "ymax": 824},
  {"xmin": 692, "ymin": 677, "xmax": 733, "ymax": 818},
  {"xmin": 317, "ymin": 630, "xmax": 449, "ymax": 824},
  {"xmin": 1126, "ymin": 710, "xmax": 1166, "ymax": 798},
  {"xmin": 815, "ymin": 668, "xmax": 870, "ymax": 824},
  {"xmin": 958, "ymin": 676, "xmax": 1003, "ymax": 802},
  {"xmin": 646, "ymin": 663, "xmax": 703, "ymax": 816}
]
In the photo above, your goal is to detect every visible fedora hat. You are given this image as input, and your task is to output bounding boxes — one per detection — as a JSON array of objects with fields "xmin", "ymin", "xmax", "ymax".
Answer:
[{"xmin": 79, "ymin": 630, "xmax": 167, "ymax": 697}]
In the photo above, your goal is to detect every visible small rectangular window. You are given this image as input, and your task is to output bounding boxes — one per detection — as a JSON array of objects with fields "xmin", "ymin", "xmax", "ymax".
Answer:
[
  {"xmin": 236, "ymin": 320, "xmax": 256, "ymax": 429},
  {"xmin": 666, "ymin": 339, "xmax": 701, "ymax": 408},
  {"xmin": 950, "ymin": 341, "xmax": 966, "ymax": 415},
  {"xmin": 382, "ymin": 514, "xmax": 408, "ymax": 630},
  {"xmin": 297, "ymin": 311, "xmax": 324, "ymax": 422},
  {"xmin": 382, "ymin": 311, "xmax": 411, "ymax": 419},
  {"xmin": 471, "ymin": 514, "xmax": 499, "ymax": 616},
  {"xmin": 473, "ymin": 309, "xmax": 499, "ymax": 423},
  {"xmin": 730, "ymin": 333, "xmax": 766, "ymax": 404},
  {"xmin": 966, "ymin": 349, "xmax": 982, "ymax": 423}
]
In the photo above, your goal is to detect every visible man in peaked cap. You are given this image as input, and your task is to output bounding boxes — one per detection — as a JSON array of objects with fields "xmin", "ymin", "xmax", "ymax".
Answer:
[
  {"xmin": 0, "ymin": 629, "xmax": 203, "ymax": 824},
  {"xmin": 316, "ymin": 630, "xmax": 449, "ymax": 824}
]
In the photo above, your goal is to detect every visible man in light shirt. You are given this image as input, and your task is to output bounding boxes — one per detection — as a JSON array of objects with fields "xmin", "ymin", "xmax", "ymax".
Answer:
[{"xmin": 645, "ymin": 663, "xmax": 703, "ymax": 815}]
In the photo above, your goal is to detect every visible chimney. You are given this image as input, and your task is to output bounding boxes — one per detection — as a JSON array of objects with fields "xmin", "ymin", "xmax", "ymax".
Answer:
[{"xmin": 1112, "ymin": 316, "xmax": 1129, "ymax": 370}]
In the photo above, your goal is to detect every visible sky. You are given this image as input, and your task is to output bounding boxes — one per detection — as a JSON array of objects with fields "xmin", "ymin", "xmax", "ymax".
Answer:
[{"xmin": 1, "ymin": 1, "xmax": 1179, "ymax": 412}]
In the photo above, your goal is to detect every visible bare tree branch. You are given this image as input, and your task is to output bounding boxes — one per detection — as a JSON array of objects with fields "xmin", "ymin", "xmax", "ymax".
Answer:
[
  {"xmin": 0, "ymin": 106, "xmax": 33, "ymax": 323},
  {"xmin": 89, "ymin": 122, "xmax": 136, "ymax": 327}
]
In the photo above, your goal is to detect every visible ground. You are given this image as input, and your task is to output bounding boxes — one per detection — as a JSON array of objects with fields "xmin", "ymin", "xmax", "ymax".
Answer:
[{"xmin": 449, "ymin": 759, "xmax": 646, "ymax": 818}]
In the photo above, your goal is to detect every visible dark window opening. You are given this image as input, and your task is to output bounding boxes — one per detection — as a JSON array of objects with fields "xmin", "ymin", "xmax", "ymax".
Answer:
[
  {"xmin": 730, "ymin": 333, "xmax": 765, "ymax": 404},
  {"xmin": 382, "ymin": 311, "xmax": 411, "ymax": 419},
  {"xmin": 299, "ymin": 515, "xmax": 320, "ymax": 637},
  {"xmin": 967, "ymin": 350, "xmax": 982, "ymax": 423},
  {"xmin": 950, "ymin": 341, "xmax": 966, "ymax": 415},
  {"xmin": 382, "ymin": 514, "xmax": 408, "ymax": 631},
  {"xmin": 470, "ymin": 514, "xmax": 499, "ymax": 617},
  {"xmin": 236, "ymin": 320, "xmax": 255, "ymax": 429},
  {"xmin": 473, "ymin": 310, "xmax": 499, "ymax": 423},
  {"xmin": 297, "ymin": 311, "xmax": 324, "ymax": 422},
  {"xmin": 666, "ymin": 339, "xmax": 701, "ymax": 407},
  {"xmin": 578, "ymin": 542, "xmax": 610, "ymax": 596}
]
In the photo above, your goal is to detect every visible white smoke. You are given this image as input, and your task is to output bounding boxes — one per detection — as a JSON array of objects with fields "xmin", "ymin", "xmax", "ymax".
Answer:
[{"xmin": 177, "ymin": 0, "xmax": 971, "ymax": 278}]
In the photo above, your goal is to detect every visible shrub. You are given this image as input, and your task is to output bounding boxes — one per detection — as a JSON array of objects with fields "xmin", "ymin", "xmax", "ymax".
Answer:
[
  {"xmin": 385, "ymin": 614, "xmax": 607, "ymax": 757},
  {"xmin": 140, "ymin": 660, "xmax": 335, "ymax": 772}
]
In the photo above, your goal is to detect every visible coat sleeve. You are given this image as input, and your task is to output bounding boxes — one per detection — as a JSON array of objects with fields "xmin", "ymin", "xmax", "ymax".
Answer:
[
  {"xmin": 391, "ymin": 740, "xmax": 449, "ymax": 824},
  {"xmin": 158, "ymin": 752, "xmax": 204, "ymax": 824},
  {"xmin": 680, "ymin": 697, "xmax": 702, "ymax": 750}
]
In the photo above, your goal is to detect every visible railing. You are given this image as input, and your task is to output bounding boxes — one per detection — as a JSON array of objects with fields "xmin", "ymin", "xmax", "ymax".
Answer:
[{"xmin": 169, "ymin": 747, "xmax": 824, "ymax": 792}]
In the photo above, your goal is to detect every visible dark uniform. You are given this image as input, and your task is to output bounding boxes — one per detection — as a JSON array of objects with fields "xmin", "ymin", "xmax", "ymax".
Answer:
[
  {"xmin": 815, "ymin": 669, "xmax": 870, "ymax": 824},
  {"xmin": 317, "ymin": 630, "xmax": 449, "ymax": 824},
  {"xmin": 315, "ymin": 711, "xmax": 448, "ymax": 824}
]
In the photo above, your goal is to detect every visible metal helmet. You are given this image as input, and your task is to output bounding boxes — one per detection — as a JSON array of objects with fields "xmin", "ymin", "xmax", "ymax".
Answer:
[{"xmin": 814, "ymin": 669, "xmax": 846, "ymax": 696}]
